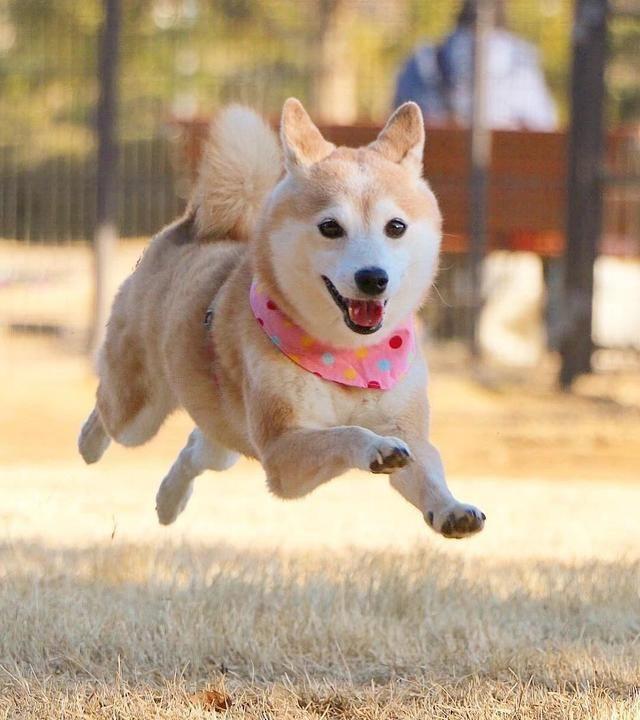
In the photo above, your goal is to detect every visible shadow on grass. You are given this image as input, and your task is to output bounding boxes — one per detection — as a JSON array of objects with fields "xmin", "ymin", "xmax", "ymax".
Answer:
[{"xmin": 0, "ymin": 540, "xmax": 638, "ymax": 698}]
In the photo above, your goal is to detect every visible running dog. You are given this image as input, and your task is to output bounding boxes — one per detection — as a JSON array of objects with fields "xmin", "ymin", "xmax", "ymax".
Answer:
[{"xmin": 78, "ymin": 99, "xmax": 485, "ymax": 539}]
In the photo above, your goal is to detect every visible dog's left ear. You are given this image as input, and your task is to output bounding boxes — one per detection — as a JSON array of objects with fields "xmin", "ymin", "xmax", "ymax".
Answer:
[
  {"xmin": 281, "ymin": 98, "xmax": 335, "ymax": 172},
  {"xmin": 369, "ymin": 102, "xmax": 425, "ymax": 177}
]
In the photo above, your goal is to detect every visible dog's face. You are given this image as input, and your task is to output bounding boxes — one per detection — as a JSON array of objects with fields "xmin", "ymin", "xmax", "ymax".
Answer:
[{"xmin": 255, "ymin": 99, "xmax": 442, "ymax": 348}]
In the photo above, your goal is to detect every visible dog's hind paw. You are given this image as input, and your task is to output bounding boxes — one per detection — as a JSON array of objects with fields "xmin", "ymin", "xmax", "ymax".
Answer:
[
  {"xmin": 78, "ymin": 408, "xmax": 111, "ymax": 464},
  {"xmin": 368, "ymin": 437, "xmax": 412, "ymax": 474},
  {"xmin": 425, "ymin": 503, "xmax": 486, "ymax": 539},
  {"xmin": 155, "ymin": 477, "xmax": 193, "ymax": 525}
]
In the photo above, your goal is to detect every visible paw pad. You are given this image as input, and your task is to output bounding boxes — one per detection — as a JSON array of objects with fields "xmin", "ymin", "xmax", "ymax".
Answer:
[
  {"xmin": 369, "ymin": 445, "xmax": 411, "ymax": 474},
  {"xmin": 429, "ymin": 506, "xmax": 485, "ymax": 539}
]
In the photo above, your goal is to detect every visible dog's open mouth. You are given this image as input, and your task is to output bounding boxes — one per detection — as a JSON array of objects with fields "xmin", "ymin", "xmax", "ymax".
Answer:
[{"xmin": 322, "ymin": 276, "xmax": 386, "ymax": 335}]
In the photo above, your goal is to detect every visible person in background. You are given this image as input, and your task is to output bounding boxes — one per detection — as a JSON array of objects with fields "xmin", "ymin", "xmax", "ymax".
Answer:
[
  {"xmin": 395, "ymin": 0, "xmax": 560, "ymax": 366},
  {"xmin": 395, "ymin": 0, "xmax": 558, "ymax": 131}
]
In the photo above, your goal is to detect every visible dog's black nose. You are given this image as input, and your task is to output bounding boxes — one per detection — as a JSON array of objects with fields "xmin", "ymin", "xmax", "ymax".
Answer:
[{"xmin": 354, "ymin": 267, "xmax": 389, "ymax": 296}]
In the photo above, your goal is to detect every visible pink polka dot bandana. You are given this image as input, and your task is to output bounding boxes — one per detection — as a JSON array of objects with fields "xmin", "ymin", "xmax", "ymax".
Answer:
[{"xmin": 250, "ymin": 280, "xmax": 416, "ymax": 390}]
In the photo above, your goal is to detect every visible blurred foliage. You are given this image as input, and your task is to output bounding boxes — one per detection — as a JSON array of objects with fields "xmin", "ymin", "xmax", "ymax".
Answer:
[
  {"xmin": 608, "ymin": 16, "xmax": 640, "ymax": 125},
  {"xmin": 0, "ymin": 0, "xmax": 637, "ymax": 161}
]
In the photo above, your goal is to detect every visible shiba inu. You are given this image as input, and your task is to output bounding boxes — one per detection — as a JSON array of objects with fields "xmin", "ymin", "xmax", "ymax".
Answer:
[{"xmin": 78, "ymin": 98, "xmax": 485, "ymax": 539}]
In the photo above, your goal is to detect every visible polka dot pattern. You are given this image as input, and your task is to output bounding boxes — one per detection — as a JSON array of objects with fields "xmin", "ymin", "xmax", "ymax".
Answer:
[{"xmin": 249, "ymin": 280, "xmax": 416, "ymax": 390}]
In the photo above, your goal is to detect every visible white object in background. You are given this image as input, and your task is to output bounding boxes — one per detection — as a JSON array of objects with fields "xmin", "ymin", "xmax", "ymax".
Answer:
[
  {"xmin": 479, "ymin": 251, "xmax": 545, "ymax": 367},
  {"xmin": 593, "ymin": 257, "xmax": 640, "ymax": 350}
]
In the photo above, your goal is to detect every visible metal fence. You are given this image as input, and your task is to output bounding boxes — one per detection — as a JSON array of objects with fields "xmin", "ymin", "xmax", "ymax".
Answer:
[
  {"xmin": 0, "ymin": 0, "xmax": 639, "ymax": 372},
  {"xmin": 0, "ymin": 0, "xmax": 579, "ymax": 244}
]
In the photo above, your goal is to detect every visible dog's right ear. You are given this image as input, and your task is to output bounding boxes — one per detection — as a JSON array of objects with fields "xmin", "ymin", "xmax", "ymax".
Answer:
[{"xmin": 280, "ymin": 98, "xmax": 335, "ymax": 172}]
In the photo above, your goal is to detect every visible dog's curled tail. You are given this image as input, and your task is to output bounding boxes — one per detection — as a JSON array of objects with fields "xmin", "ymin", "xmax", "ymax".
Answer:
[{"xmin": 190, "ymin": 105, "xmax": 282, "ymax": 242}]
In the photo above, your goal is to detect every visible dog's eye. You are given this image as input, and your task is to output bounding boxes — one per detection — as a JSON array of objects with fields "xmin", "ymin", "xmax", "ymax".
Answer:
[
  {"xmin": 318, "ymin": 219, "xmax": 345, "ymax": 239},
  {"xmin": 385, "ymin": 218, "xmax": 407, "ymax": 238}
]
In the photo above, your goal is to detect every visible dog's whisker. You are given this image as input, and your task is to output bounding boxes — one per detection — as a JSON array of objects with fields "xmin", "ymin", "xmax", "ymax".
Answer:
[{"xmin": 431, "ymin": 282, "xmax": 452, "ymax": 308}]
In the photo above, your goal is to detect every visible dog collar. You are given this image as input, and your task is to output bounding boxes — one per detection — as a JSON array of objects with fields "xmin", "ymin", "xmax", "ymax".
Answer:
[{"xmin": 249, "ymin": 279, "xmax": 416, "ymax": 390}]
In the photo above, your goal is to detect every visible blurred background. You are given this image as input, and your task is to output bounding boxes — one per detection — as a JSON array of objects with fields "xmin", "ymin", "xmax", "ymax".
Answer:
[
  {"xmin": 1, "ymin": 0, "xmax": 640, "ymax": 529},
  {"xmin": 1, "ymin": 0, "xmax": 639, "ymax": 488},
  {"xmin": 1, "ymin": 0, "xmax": 639, "ymax": 376},
  {"xmin": 1, "ymin": 2, "xmax": 640, "ymax": 717}
]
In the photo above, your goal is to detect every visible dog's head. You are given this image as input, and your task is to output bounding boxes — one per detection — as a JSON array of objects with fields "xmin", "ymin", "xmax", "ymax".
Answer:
[{"xmin": 254, "ymin": 98, "xmax": 442, "ymax": 348}]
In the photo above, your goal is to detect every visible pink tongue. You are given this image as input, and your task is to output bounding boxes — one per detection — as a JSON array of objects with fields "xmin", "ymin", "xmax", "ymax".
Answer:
[{"xmin": 348, "ymin": 299, "xmax": 384, "ymax": 328}]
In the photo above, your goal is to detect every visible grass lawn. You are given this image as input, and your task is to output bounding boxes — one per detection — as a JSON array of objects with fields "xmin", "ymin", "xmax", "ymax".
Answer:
[{"xmin": 1, "ymin": 241, "xmax": 639, "ymax": 718}]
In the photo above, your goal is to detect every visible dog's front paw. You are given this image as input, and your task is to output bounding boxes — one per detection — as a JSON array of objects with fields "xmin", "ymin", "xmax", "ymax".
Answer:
[
  {"xmin": 425, "ymin": 503, "xmax": 486, "ymax": 539},
  {"xmin": 368, "ymin": 437, "xmax": 412, "ymax": 474}
]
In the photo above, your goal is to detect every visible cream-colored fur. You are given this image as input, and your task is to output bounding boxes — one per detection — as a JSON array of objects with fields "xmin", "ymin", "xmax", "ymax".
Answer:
[
  {"xmin": 79, "ymin": 99, "xmax": 485, "ymax": 539},
  {"xmin": 191, "ymin": 105, "xmax": 282, "ymax": 241}
]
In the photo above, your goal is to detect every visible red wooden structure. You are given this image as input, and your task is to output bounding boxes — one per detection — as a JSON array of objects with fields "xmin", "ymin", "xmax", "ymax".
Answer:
[{"xmin": 173, "ymin": 119, "xmax": 639, "ymax": 260}]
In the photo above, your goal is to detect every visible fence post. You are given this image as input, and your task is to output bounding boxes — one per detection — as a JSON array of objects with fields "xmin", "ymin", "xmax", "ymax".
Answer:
[
  {"xmin": 90, "ymin": 0, "xmax": 121, "ymax": 359},
  {"xmin": 560, "ymin": 0, "xmax": 608, "ymax": 388},
  {"xmin": 468, "ymin": 0, "xmax": 493, "ymax": 357}
]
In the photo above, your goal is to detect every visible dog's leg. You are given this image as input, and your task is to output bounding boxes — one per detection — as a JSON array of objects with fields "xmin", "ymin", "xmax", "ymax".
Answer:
[
  {"xmin": 155, "ymin": 428, "xmax": 239, "ymax": 525},
  {"xmin": 389, "ymin": 440, "xmax": 485, "ymax": 539},
  {"xmin": 78, "ymin": 407, "xmax": 111, "ymax": 464},
  {"xmin": 110, "ymin": 393, "xmax": 175, "ymax": 447},
  {"xmin": 261, "ymin": 426, "xmax": 413, "ymax": 499}
]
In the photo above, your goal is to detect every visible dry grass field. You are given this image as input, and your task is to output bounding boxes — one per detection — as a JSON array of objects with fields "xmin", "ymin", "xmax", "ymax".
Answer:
[{"xmin": 1, "ymin": 241, "xmax": 640, "ymax": 718}]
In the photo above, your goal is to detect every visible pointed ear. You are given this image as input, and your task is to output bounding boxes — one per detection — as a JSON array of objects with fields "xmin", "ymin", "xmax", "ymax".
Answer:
[
  {"xmin": 280, "ymin": 98, "xmax": 335, "ymax": 172},
  {"xmin": 369, "ymin": 102, "xmax": 425, "ymax": 176}
]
